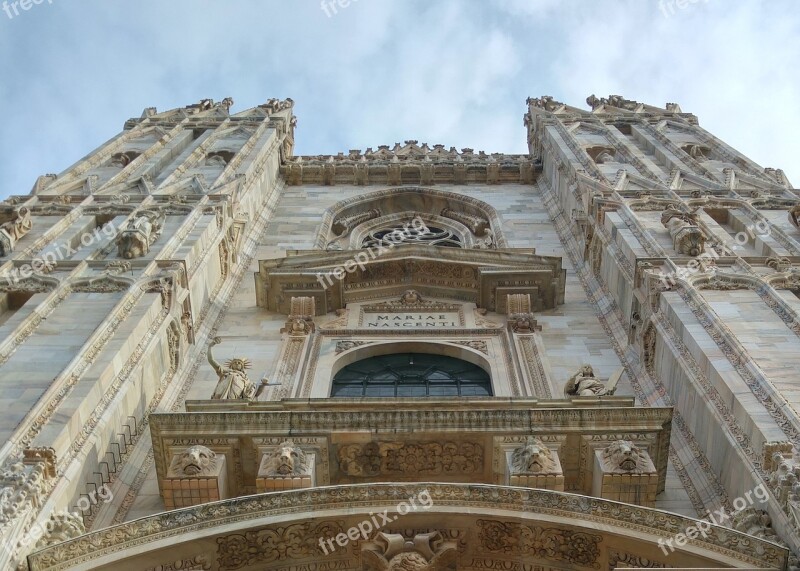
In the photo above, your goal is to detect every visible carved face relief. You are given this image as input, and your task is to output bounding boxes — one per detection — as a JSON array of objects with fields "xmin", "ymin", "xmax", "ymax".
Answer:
[
  {"xmin": 228, "ymin": 359, "xmax": 246, "ymax": 372},
  {"xmin": 264, "ymin": 441, "xmax": 309, "ymax": 477},
  {"xmin": 387, "ymin": 552, "xmax": 431, "ymax": 571},
  {"xmin": 511, "ymin": 438, "xmax": 557, "ymax": 474},
  {"xmin": 602, "ymin": 440, "xmax": 647, "ymax": 473},
  {"xmin": 177, "ymin": 445, "xmax": 216, "ymax": 476}
]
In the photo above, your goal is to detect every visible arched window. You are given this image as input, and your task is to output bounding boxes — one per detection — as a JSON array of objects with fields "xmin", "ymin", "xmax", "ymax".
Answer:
[
  {"xmin": 331, "ymin": 353, "xmax": 492, "ymax": 397},
  {"xmin": 361, "ymin": 223, "xmax": 462, "ymax": 248}
]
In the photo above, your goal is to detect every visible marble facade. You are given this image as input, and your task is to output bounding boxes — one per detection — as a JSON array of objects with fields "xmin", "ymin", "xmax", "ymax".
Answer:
[{"xmin": 0, "ymin": 95, "xmax": 795, "ymax": 569}]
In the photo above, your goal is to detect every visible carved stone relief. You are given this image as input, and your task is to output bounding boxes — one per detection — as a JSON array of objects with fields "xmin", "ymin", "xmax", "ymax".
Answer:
[
  {"xmin": 337, "ymin": 441, "xmax": 484, "ymax": 477},
  {"xmin": 362, "ymin": 530, "xmax": 458, "ymax": 571},
  {"xmin": 216, "ymin": 521, "xmax": 346, "ymax": 569},
  {"xmin": 478, "ymin": 519, "xmax": 602, "ymax": 568},
  {"xmin": 116, "ymin": 210, "xmax": 165, "ymax": 259},
  {"xmin": 0, "ymin": 207, "xmax": 32, "ymax": 256}
]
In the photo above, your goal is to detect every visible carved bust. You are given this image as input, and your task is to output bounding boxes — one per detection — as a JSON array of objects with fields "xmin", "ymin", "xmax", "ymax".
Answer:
[
  {"xmin": 511, "ymin": 437, "xmax": 558, "ymax": 474},
  {"xmin": 0, "ymin": 206, "xmax": 33, "ymax": 256},
  {"xmin": 172, "ymin": 445, "xmax": 217, "ymax": 476}
]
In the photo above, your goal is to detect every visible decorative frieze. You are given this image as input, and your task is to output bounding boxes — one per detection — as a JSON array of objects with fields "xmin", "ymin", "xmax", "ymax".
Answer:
[{"xmin": 337, "ymin": 441, "xmax": 484, "ymax": 477}]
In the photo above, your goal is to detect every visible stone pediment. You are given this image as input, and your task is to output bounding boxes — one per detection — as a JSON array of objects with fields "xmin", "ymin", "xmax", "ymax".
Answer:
[{"xmin": 255, "ymin": 246, "xmax": 566, "ymax": 315}]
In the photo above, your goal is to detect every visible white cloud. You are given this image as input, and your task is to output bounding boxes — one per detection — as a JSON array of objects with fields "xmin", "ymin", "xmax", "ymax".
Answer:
[{"xmin": 0, "ymin": 0, "xmax": 797, "ymax": 197}]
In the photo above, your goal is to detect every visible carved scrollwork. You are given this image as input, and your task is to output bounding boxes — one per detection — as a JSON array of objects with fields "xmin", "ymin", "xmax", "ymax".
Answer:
[
  {"xmin": 478, "ymin": 519, "xmax": 601, "ymax": 568},
  {"xmin": 216, "ymin": 521, "xmax": 345, "ymax": 569},
  {"xmin": 337, "ymin": 441, "xmax": 483, "ymax": 477}
]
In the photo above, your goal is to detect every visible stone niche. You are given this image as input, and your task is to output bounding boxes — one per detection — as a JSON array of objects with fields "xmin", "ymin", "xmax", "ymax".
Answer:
[
  {"xmin": 162, "ymin": 445, "xmax": 227, "ymax": 509},
  {"xmin": 592, "ymin": 440, "xmax": 658, "ymax": 507}
]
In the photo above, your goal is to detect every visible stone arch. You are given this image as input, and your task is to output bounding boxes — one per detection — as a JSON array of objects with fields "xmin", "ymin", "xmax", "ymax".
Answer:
[
  {"xmin": 28, "ymin": 483, "xmax": 787, "ymax": 570},
  {"xmin": 315, "ymin": 186, "xmax": 508, "ymax": 250},
  {"xmin": 330, "ymin": 340, "xmax": 493, "ymax": 385}
]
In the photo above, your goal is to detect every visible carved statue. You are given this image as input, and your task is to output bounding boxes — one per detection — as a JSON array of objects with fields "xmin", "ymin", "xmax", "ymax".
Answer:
[
  {"xmin": 685, "ymin": 144, "xmax": 710, "ymax": 161},
  {"xmin": 564, "ymin": 364, "xmax": 617, "ymax": 397},
  {"xmin": 731, "ymin": 508, "xmax": 780, "ymax": 541},
  {"xmin": 601, "ymin": 440, "xmax": 649, "ymax": 473},
  {"xmin": 116, "ymin": 210, "xmax": 165, "ymax": 259},
  {"xmin": 660, "ymin": 205, "xmax": 705, "ymax": 257},
  {"xmin": 788, "ymin": 203, "xmax": 800, "ymax": 229},
  {"xmin": 526, "ymin": 96, "xmax": 564, "ymax": 112},
  {"xmin": 33, "ymin": 511, "xmax": 85, "ymax": 550},
  {"xmin": 208, "ymin": 337, "xmax": 256, "ymax": 400},
  {"xmin": 0, "ymin": 207, "xmax": 32, "ymax": 256},
  {"xmin": 473, "ymin": 228, "xmax": 495, "ymax": 249},
  {"xmin": 171, "ymin": 445, "xmax": 217, "ymax": 476},
  {"xmin": 511, "ymin": 437, "xmax": 558, "ymax": 474},
  {"xmin": 261, "ymin": 441, "xmax": 310, "ymax": 477}
]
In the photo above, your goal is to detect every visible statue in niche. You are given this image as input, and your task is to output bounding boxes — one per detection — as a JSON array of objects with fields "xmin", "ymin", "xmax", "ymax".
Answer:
[
  {"xmin": 594, "ymin": 150, "xmax": 616, "ymax": 164},
  {"xmin": 116, "ymin": 210, "xmax": 165, "ymax": 259},
  {"xmin": 208, "ymin": 337, "xmax": 257, "ymax": 400},
  {"xmin": 564, "ymin": 364, "xmax": 618, "ymax": 397},
  {"xmin": 660, "ymin": 204, "xmax": 705, "ymax": 257},
  {"xmin": 788, "ymin": 203, "xmax": 800, "ymax": 229},
  {"xmin": 0, "ymin": 207, "xmax": 32, "ymax": 256}
]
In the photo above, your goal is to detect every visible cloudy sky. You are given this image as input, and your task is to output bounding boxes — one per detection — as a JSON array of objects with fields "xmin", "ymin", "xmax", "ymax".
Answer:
[{"xmin": 0, "ymin": 0, "xmax": 797, "ymax": 198}]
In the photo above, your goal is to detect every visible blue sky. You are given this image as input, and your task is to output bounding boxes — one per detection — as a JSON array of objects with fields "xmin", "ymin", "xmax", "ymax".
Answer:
[{"xmin": 0, "ymin": 0, "xmax": 798, "ymax": 198}]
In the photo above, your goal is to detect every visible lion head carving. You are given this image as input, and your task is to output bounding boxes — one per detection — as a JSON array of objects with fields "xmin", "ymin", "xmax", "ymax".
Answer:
[
  {"xmin": 602, "ymin": 440, "xmax": 648, "ymax": 473},
  {"xmin": 173, "ymin": 445, "xmax": 217, "ymax": 476},
  {"xmin": 511, "ymin": 437, "xmax": 558, "ymax": 474},
  {"xmin": 262, "ymin": 441, "xmax": 309, "ymax": 477}
]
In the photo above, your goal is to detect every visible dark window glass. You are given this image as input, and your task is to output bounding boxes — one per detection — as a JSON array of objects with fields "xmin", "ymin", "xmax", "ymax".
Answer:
[{"xmin": 331, "ymin": 353, "xmax": 492, "ymax": 397}]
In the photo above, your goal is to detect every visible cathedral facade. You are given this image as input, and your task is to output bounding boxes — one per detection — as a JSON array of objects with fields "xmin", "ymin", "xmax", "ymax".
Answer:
[{"xmin": 0, "ymin": 95, "xmax": 797, "ymax": 570}]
